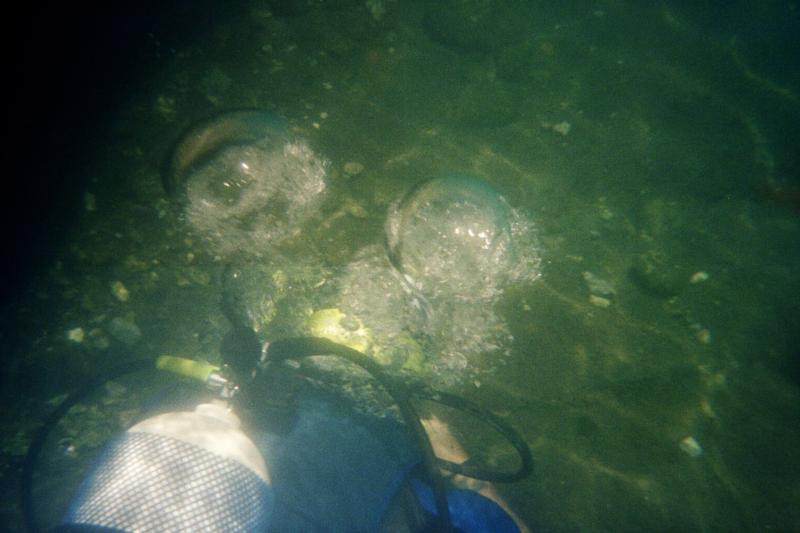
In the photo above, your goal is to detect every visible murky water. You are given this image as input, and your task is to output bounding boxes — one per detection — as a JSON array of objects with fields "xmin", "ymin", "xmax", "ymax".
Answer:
[{"xmin": 3, "ymin": 2, "xmax": 799, "ymax": 531}]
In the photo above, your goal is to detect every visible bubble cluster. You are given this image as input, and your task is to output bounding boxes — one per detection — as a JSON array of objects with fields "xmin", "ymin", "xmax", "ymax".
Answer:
[
  {"xmin": 168, "ymin": 116, "xmax": 542, "ymax": 388},
  {"xmin": 331, "ymin": 176, "xmax": 542, "ymax": 385},
  {"xmin": 385, "ymin": 176, "xmax": 541, "ymax": 301},
  {"xmin": 172, "ymin": 112, "xmax": 328, "ymax": 259}
]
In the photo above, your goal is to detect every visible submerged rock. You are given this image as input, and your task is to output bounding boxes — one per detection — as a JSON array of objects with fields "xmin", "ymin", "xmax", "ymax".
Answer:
[
  {"xmin": 630, "ymin": 248, "xmax": 689, "ymax": 298},
  {"xmin": 108, "ymin": 317, "xmax": 142, "ymax": 346}
]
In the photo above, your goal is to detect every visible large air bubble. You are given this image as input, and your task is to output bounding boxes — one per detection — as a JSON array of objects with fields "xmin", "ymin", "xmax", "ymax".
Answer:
[
  {"xmin": 304, "ymin": 176, "xmax": 544, "ymax": 387},
  {"xmin": 385, "ymin": 176, "xmax": 540, "ymax": 302},
  {"xmin": 166, "ymin": 111, "xmax": 328, "ymax": 259}
]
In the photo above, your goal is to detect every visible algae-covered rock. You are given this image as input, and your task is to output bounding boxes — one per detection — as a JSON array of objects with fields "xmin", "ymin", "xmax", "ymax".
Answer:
[{"xmin": 108, "ymin": 316, "xmax": 142, "ymax": 345}]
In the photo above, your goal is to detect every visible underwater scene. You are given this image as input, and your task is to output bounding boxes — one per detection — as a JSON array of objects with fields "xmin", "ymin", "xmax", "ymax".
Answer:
[{"xmin": 2, "ymin": 1, "xmax": 799, "ymax": 531}]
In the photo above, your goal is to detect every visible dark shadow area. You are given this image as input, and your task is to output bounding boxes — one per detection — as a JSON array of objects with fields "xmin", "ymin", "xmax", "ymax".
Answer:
[{"xmin": 3, "ymin": 2, "xmax": 236, "ymax": 305}]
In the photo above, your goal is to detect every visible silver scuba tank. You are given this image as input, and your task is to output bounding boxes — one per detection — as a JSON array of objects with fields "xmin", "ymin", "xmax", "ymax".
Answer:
[{"xmin": 60, "ymin": 400, "xmax": 272, "ymax": 532}]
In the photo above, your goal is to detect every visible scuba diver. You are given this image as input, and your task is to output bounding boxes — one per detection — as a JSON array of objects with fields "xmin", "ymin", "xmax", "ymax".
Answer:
[
  {"xmin": 22, "ymin": 326, "xmax": 533, "ymax": 532},
  {"xmin": 20, "ymin": 111, "xmax": 537, "ymax": 532}
]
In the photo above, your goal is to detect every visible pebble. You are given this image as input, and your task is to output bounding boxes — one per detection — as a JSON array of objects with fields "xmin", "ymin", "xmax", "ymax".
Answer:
[
  {"xmin": 679, "ymin": 436, "xmax": 703, "ymax": 457},
  {"xmin": 553, "ymin": 121, "xmax": 571, "ymax": 135},
  {"xmin": 696, "ymin": 328, "xmax": 712, "ymax": 344},
  {"xmin": 108, "ymin": 317, "xmax": 142, "ymax": 345},
  {"xmin": 58, "ymin": 438, "xmax": 78, "ymax": 458},
  {"xmin": 343, "ymin": 161, "xmax": 364, "ymax": 176},
  {"xmin": 589, "ymin": 295, "xmax": 612, "ymax": 308},
  {"xmin": 67, "ymin": 327, "xmax": 85, "ymax": 343},
  {"xmin": 88, "ymin": 328, "xmax": 110, "ymax": 350},
  {"xmin": 111, "ymin": 281, "xmax": 129, "ymax": 302}
]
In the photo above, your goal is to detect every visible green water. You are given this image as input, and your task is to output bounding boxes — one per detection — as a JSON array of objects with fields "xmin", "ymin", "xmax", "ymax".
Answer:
[{"xmin": 3, "ymin": 1, "xmax": 799, "ymax": 531}]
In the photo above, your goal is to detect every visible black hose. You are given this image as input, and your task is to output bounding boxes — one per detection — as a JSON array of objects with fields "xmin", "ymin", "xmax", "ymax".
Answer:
[
  {"xmin": 21, "ymin": 359, "xmax": 154, "ymax": 533},
  {"xmin": 267, "ymin": 338, "xmax": 533, "ymax": 482},
  {"xmin": 266, "ymin": 337, "xmax": 455, "ymax": 532},
  {"xmin": 412, "ymin": 388, "xmax": 533, "ymax": 483},
  {"xmin": 266, "ymin": 337, "xmax": 535, "ymax": 531}
]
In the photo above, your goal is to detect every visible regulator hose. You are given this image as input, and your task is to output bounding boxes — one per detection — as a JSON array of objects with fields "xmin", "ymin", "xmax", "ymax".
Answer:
[
  {"xmin": 265, "ymin": 337, "xmax": 534, "ymax": 531},
  {"xmin": 412, "ymin": 386, "xmax": 533, "ymax": 483},
  {"xmin": 266, "ymin": 337, "xmax": 454, "ymax": 531}
]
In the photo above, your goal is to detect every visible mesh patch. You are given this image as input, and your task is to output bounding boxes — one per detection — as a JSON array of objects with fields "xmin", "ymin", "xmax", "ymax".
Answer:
[{"xmin": 62, "ymin": 432, "xmax": 273, "ymax": 532}]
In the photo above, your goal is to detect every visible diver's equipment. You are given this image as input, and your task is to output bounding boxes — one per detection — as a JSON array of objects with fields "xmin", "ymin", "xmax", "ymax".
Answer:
[
  {"xmin": 263, "ymin": 337, "xmax": 534, "ymax": 533},
  {"xmin": 263, "ymin": 337, "xmax": 533, "ymax": 483},
  {"xmin": 23, "ymin": 356, "xmax": 272, "ymax": 533},
  {"xmin": 59, "ymin": 401, "xmax": 272, "ymax": 532},
  {"xmin": 22, "ymin": 337, "xmax": 532, "ymax": 533},
  {"xmin": 220, "ymin": 324, "xmax": 263, "ymax": 378},
  {"xmin": 224, "ymin": 324, "xmax": 302, "ymax": 435}
]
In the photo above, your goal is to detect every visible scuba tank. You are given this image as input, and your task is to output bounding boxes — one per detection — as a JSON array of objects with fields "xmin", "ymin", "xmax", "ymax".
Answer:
[{"xmin": 57, "ymin": 357, "xmax": 273, "ymax": 533}]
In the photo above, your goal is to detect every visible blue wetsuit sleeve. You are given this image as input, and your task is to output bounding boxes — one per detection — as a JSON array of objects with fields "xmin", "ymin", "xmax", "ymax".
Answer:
[{"xmin": 409, "ymin": 477, "xmax": 520, "ymax": 533}]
